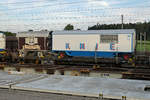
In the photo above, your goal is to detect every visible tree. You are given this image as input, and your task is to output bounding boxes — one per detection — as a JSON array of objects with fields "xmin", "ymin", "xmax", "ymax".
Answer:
[
  {"xmin": 64, "ymin": 24, "xmax": 74, "ymax": 30},
  {"xmin": 88, "ymin": 22, "xmax": 150, "ymax": 40},
  {"xmin": 28, "ymin": 29, "xmax": 33, "ymax": 32},
  {"xmin": 0, "ymin": 31, "xmax": 16, "ymax": 36}
]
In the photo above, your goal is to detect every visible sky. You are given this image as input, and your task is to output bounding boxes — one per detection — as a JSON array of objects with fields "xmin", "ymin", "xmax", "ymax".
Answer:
[{"xmin": 0, "ymin": 0, "xmax": 150, "ymax": 32}]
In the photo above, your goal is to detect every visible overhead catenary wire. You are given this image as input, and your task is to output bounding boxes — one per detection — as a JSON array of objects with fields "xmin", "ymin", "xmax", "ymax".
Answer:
[
  {"xmin": 1, "ymin": 5, "xmax": 150, "ymax": 16},
  {"xmin": 0, "ymin": 0, "xmax": 150, "ymax": 32},
  {"xmin": 0, "ymin": 0, "xmax": 149, "ymax": 6},
  {"xmin": 0, "ymin": 0, "xmax": 103, "ymax": 11},
  {"xmin": 0, "ymin": 0, "xmax": 54, "ymax": 5},
  {"xmin": 1, "ymin": 0, "xmax": 150, "ymax": 11}
]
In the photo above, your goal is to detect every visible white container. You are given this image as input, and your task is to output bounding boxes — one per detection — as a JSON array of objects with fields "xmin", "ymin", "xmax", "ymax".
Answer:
[
  {"xmin": 52, "ymin": 29, "xmax": 136, "ymax": 58},
  {"xmin": 0, "ymin": 33, "xmax": 6, "ymax": 51}
]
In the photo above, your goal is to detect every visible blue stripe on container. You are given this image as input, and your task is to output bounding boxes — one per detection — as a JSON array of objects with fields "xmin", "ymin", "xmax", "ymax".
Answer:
[
  {"xmin": 65, "ymin": 51, "xmax": 115, "ymax": 58},
  {"xmin": 0, "ymin": 49, "xmax": 5, "ymax": 52},
  {"xmin": 52, "ymin": 50, "xmax": 133, "ymax": 58}
]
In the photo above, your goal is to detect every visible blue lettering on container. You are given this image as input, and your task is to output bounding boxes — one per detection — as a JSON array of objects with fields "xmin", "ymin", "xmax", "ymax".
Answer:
[
  {"xmin": 110, "ymin": 43, "xmax": 115, "ymax": 50},
  {"xmin": 80, "ymin": 43, "xmax": 85, "ymax": 49},
  {"xmin": 66, "ymin": 43, "xmax": 70, "ymax": 49}
]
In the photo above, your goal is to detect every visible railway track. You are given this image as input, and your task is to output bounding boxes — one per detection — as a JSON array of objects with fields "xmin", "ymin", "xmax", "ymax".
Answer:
[
  {"xmin": 1, "ymin": 61, "xmax": 150, "ymax": 80},
  {"xmin": 0, "ymin": 61, "xmax": 150, "ymax": 69}
]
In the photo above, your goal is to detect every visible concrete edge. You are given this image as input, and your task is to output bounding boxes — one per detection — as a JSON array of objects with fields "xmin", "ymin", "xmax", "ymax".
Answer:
[
  {"xmin": 0, "ymin": 85, "xmax": 147, "ymax": 100},
  {"xmin": 12, "ymin": 86, "xmax": 146, "ymax": 100},
  {"xmin": 0, "ymin": 85, "xmax": 9, "ymax": 89}
]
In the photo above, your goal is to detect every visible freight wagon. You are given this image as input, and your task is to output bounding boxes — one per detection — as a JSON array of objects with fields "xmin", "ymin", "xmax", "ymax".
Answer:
[
  {"xmin": 0, "ymin": 33, "xmax": 5, "ymax": 52},
  {"xmin": 6, "ymin": 36, "xmax": 18, "ymax": 51},
  {"xmin": 17, "ymin": 30, "xmax": 51, "ymax": 50},
  {"xmin": 16, "ymin": 30, "xmax": 52, "ymax": 64},
  {"xmin": 52, "ymin": 29, "xmax": 136, "ymax": 64},
  {"xmin": 0, "ymin": 33, "xmax": 6, "ymax": 61}
]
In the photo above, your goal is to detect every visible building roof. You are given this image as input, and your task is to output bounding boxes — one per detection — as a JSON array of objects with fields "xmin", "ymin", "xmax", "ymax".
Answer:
[
  {"xmin": 17, "ymin": 31, "xmax": 50, "ymax": 37},
  {"xmin": 53, "ymin": 29, "xmax": 136, "ymax": 35}
]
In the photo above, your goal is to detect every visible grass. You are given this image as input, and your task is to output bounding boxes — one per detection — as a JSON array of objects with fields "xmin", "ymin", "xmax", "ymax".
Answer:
[{"xmin": 136, "ymin": 40, "xmax": 150, "ymax": 51}]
